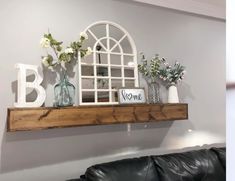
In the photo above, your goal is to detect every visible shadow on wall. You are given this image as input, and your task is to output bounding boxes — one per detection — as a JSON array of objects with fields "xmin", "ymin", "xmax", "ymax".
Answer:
[
  {"xmin": 11, "ymin": 62, "xmax": 76, "ymax": 103},
  {"xmin": 0, "ymin": 118, "xmax": 223, "ymax": 174},
  {"xmin": 179, "ymin": 82, "xmax": 195, "ymax": 102},
  {"xmin": 0, "ymin": 120, "xmax": 179, "ymax": 173},
  {"xmin": 11, "ymin": 74, "xmax": 39, "ymax": 103},
  {"xmin": 41, "ymin": 61, "xmax": 76, "ymax": 89}
]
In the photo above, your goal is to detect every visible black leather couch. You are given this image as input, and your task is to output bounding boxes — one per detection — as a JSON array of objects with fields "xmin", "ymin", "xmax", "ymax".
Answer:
[{"xmin": 68, "ymin": 147, "xmax": 226, "ymax": 181}]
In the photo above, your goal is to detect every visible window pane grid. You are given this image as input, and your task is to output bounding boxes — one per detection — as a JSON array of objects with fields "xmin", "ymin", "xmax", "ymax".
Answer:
[
  {"xmin": 91, "ymin": 50, "xmax": 134, "ymax": 56},
  {"xmin": 79, "ymin": 21, "xmax": 138, "ymax": 105}
]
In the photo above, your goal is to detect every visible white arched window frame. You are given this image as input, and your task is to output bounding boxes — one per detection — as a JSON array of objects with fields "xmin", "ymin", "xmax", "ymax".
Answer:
[{"xmin": 78, "ymin": 21, "xmax": 139, "ymax": 105}]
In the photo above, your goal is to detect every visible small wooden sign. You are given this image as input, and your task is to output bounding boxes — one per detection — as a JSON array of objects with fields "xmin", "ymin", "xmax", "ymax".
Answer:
[{"xmin": 118, "ymin": 88, "xmax": 146, "ymax": 104}]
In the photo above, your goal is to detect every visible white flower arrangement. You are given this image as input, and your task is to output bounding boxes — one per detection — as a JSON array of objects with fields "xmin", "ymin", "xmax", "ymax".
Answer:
[
  {"xmin": 158, "ymin": 60, "xmax": 186, "ymax": 85},
  {"xmin": 64, "ymin": 47, "xmax": 74, "ymax": 54},
  {"xmin": 40, "ymin": 37, "xmax": 50, "ymax": 48},
  {"xmin": 138, "ymin": 52, "xmax": 186, "ymax": 85},
  {"xmin": 42, "ymin": 56, "xmax": 51, "ymax": 67},
  {"xmin": 80, "ymin": 31, "xmax": 88, "ymax": 40},
  {"xmin": 40, "ymin": 31, "xmax": 91, "ymax": 71},
  {"xmin": 86, "ymin": 47, "xmax": 92, "ymax": 56}
]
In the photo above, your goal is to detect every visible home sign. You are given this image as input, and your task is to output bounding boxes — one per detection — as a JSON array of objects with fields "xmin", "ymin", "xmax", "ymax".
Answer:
[{"xmin": 118, "ymin": 88, "xmax": 146, "ymax": 104}]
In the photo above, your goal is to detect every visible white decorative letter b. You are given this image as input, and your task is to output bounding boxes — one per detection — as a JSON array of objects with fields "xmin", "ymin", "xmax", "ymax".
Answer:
[{"xmin": 14, "ymin": 63, "xmax": 46, "ymax": 107}]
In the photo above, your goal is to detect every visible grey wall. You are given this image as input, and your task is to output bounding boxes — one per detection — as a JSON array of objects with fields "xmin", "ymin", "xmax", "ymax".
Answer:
[{"xmin": 0, "ymin": 0, "xmax": 225, "ymax": 180}]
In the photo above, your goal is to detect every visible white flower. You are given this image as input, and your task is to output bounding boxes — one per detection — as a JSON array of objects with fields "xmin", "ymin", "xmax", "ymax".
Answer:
[
  {"xmin": 42, "ymin": 57, "xmax": 50, "ymax": 67},
  {"xmin": 85, "ymin": 47, "xmax": 92, "ymax": 56},
  {"xmin": 175, "ymin": 61, "xmax": 180, "ymax": 65},
  {"xmin": 80, "ymin": 31, "xmax": 88, "ymax": 40},
  {"xmin": 65, "ymin": 47, "xmax": 74, "ymax": 54},
  {"xmin": 128, "ymin": 61, "xmax": 135, "ymax": 66},
  {"xmin": 40, "ymin": 37, "xmax": 50, "ymax": 48},
  {"xmin": 48, "ymin": 66, "xmax": 55, "ymax": 71},
  {"xmin": 164, "ymin": 62, "xmax": 169, "ymax": 66}
]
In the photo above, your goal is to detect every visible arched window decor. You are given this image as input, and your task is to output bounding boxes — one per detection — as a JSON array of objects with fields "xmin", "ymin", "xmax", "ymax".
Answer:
[{"xmin": 78, "ymin": 21, "xmax": 139, "ymax": 105}]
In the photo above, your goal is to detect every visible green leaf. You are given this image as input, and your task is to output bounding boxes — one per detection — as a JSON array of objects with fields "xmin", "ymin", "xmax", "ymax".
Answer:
[
  {"xmin": 55, "ymin": 41, "xmax": 63, "ymax": 46},
  {"xmin": 47, "ymin": 54, "xmax": 53, "ymax": 64},
  {"xmin": 56, "ymin": 46, "xmax": 62, "ymax": 52},
  {"xmin": 80, "ymin": 51, "xmax": 85, "ymax": 58}
]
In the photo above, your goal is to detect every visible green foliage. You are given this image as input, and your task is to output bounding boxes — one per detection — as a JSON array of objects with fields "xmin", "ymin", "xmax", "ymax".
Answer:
[
  {"xmin": 138, "ymin": 53, "xmax": 162, "ymax": 81},
  {"xmin": 41, "ymin": 31, "xmax": 91, "ymax": 71},
  {"xmin": 56, "ymin": 46, "xmax": 62, "ymax": 52},
  {"xmin": 70, "ymin": 41, "xmax": 82, "ymax": 50},
  {"xmin": 59, "ymin": 52, "xmax": 71, "ymax": 62},
  {"xmin": 138, "ymin": 52, "xmax": 186, "ymax": 85},
  {"xmin": 44, "ymin": 33, "xmax": 62, "ymax": 45},
  {"xmin": 158, "ymin": 61, "xmax": 186, "ymax": 84}
]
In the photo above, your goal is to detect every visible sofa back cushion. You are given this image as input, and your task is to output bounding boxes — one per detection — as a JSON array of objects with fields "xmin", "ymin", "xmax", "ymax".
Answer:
[
  {"xmin": 210, "ymin": 147, "xmax": 226, "ymax": 170},
  {"xmin": 152, "ymin": 148, "xmax": 225, "ymax": 181},
  {"xmin": 85, "ymin": 156, "xmax": 159, "ymax": 181}
]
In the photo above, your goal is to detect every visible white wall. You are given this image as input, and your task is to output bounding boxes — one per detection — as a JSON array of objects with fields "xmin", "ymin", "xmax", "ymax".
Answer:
[
  {"xmin": 227, "ymin": 0, "xmax": 235, "ymax": 180},
  {"xmin": 0, "ymin": 0, "xmax": 225, "ymax": 180}
]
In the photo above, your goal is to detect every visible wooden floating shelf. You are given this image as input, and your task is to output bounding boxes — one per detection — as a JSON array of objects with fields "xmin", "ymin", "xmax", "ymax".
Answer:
[{"xmin": 7, "ymin": 103, "xmax": 188, "ymax": 132}]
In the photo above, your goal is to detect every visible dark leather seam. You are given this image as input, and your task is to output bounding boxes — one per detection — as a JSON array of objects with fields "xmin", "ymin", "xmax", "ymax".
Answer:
[
  {"xmin": 143, "ymin": 158, "xmax": 151, "ymax": 181},
  {"xmin": 210, "ymin": 148, "xmax": 226, "ymax": 170},
  {"xmin": 151, "ymin": 156, "xmax": 163, "ymax": 180},
  {"xmin": 202, "ymin": 151, "xmax": 209, "ymax": 181}
]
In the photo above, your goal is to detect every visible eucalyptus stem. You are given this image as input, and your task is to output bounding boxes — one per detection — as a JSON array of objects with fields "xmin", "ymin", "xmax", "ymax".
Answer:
[{"xmin": 52, "ymin": 45, "xmax": 60, "ymax": 60}]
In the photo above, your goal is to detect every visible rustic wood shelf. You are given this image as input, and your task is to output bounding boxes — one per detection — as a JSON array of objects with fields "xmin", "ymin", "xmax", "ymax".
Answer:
[{"xmin": 7, "ymin": 103, "xmax": 188, "ymax": 132}]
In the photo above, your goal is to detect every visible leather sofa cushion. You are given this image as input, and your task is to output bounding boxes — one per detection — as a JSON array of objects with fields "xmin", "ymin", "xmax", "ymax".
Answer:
[
  {"xmin": 210, "ymin": 147, "xmax": 226, "ymax": 170},
  {"xmin": 85, "ymin": 156, "xmax": 159, "ymax": 181},
  {"xmin": 152, "ymin": 149, "xmax": 225, "ymax": 181}
]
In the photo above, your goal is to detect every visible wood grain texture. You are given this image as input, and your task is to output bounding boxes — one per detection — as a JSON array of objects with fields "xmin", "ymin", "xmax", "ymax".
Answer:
[{"xmin": 7, "ymin": 104, "xmax": 188, "ymax": 132}]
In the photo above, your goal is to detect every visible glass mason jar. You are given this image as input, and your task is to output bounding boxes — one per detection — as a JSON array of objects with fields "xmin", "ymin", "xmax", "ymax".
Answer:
[
  {"xmin": 54, "ymin": 73, "xmax": 75, "ymax": 107},
  {"xmin": 147, "ymin": 80, "xmax": 161, "ymax": 104}
]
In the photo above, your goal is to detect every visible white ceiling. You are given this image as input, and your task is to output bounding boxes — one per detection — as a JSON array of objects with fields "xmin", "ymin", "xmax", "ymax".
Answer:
[{"xmin": 132, "ymin": 0, "xmax": 226, "ymax": 19}]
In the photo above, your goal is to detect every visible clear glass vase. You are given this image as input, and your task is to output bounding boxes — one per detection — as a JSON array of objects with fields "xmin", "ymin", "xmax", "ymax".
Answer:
[
  {"xmin": 54, "ymin": 73, "xmax": 75, "ymax": 107},
  {"xmin": 147, "ymin": 81, "xmax": 161, "ymax": 104}
]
